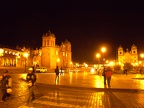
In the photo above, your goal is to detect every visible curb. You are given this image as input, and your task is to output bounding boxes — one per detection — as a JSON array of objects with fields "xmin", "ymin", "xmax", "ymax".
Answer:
[{"xmin": 36, "ymin": 83, "xmax": 144, "ymax": 93}]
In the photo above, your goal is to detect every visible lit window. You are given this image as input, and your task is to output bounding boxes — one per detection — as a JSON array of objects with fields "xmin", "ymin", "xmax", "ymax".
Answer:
[
  {"xmin": 63, "ymin": 52, "xmax": 65, "ymax": 56},
  {"xmin": 56, "ymin": 51, "xmax": 58, "ymax": 55}
]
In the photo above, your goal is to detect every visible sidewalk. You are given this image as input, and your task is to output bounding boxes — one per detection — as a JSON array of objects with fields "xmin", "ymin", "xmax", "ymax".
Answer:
[{"xmin": 1, "ymin": 72, "xmax": 144, "ymax": 108}]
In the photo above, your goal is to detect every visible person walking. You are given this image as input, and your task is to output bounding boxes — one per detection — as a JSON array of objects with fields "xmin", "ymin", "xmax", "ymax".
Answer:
[
  {"xmin": 55, "ymin": 66, "xmax": 60, "ymax": 82},
  {"xmin": 26, "ymin": 69, "xmax": 37, "ymax": 103},
  {"xmin": 0, "ymin": 70, "xmax": 12, "ymax": 102},
  {"xmin": 124, "ymin": 67, "xmax": 128, "ymax": 75},
  {"xmin": 140, "ymin": 67, "xmax": 143, "ymax": 75},
  {"xmin": 102, "ymin": 67, "xmax": 106, "ymax": 86},
  {"xmin": 105, "ymin": 67, "xmax": 113, "ymax": 88}
]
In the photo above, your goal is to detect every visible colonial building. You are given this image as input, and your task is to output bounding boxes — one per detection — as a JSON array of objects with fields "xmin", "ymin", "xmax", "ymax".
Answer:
[
  {"xmin": 0, "ymin": 31, "xmax": 72, "ymax": 69},
  {"xmin": 0, "ymin": 44, "xmax": 31, "ymax": 67},
  {"xmin": 32, "ymin": 31, "xmax": 72, "ymax": 69},
  {"xmin": 118, "ymin": 44, "xmax": 138, "ymax": 66}
]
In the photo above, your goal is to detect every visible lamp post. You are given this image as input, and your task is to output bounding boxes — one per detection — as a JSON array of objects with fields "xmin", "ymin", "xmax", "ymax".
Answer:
[
  {"xmin": 140, "ymin": 54, "xmax": 144, "ymax": 67},
  {"xmin": 96, "ymin": 53, "xmax": 101, "ymax": 64},
  {"xmin": 23, "ymin": 52, "xmax": 29, "ymax": 73},
  {"xmin": 101, "ymin": 47, "xmax": 106, "ymax": 66},
  {"xmin": 70, "ymin": 61, "xmax": 73, "ymax": 69},
  {"xmin": 0, "ymin": 48, "xmax": 4, "ymax": 66},
  {"xmin": 96, "ymin": 53, "xmax": 101, "ymax": 74},
  {"xmin": 57, "ymin": 58, "xmax": 60, "ymax": 67}
]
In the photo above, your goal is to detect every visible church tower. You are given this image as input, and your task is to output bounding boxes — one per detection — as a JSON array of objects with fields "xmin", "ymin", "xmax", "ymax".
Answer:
[
  {"xmin": 41, "ymin": 31, "xmax": 56, "ymax": 68},
  {"xmin": 131, "ymin": 44, "xmax": 138, "ymax": 63},
  {"xmin": 60, "ymin": 39, "xmax": 72, "ymax": 68},
  {"xmin": 118, "ymin": 45, "xmax": 124, "ymax": 64}
]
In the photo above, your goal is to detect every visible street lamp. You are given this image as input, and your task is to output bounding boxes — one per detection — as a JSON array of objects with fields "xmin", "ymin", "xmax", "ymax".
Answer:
[
  {"xmin": 140, "ymin": 54, "xmax": 144, "ymax": 67},
  {"xmin": 0, "ymin": 48, "xmax": 4, "ymax": 66},
  {"xmin": 96, "ymin": 53, "xmax": 101, "ymax": 63},
  {"xmin": 70, "ymin": 61, "xmax": 73, "ymax": 69},
  {"xmin": 96, "ymin": 53, "xmax": 101, "ymax": 73},
  {"xmin": 57, "ymin": 58, "xmax": 60, "ymax": 67},
  {"xmin": 101, "ymin": 47, "xmax": 106, "ymax": 66},
  {"xmin": 23, "ymin": 52, "xmax": 29, "ymax": 73}
]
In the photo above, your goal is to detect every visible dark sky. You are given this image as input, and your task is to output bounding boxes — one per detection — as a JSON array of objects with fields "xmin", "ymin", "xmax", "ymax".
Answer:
[{"xmin": 0, "ymin": 0, "xmax": 144, "ymax": 63}]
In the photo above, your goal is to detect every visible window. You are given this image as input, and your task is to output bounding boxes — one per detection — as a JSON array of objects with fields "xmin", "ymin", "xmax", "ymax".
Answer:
[{"xmin": 47, "ymin": 40, "xmax": 49, "ymax": 45}]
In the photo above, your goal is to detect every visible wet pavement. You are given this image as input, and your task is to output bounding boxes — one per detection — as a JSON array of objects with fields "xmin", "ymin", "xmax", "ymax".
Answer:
[{"xmin": 0, "ymin": 72, "xmax": 144, "ymax": 108}]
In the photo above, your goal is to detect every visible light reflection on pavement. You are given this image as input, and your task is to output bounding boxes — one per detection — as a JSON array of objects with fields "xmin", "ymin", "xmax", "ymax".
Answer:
[
  {"xmin": 11, "ymin": 72, "xmax": 144, "ymax": 90},
  {"xmin": 1, "ymin": 72, "xmax": 144, "ymax": 107}
]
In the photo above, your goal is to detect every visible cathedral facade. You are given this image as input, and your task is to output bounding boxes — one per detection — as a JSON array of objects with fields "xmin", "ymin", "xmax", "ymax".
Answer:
[
  {"xmin": 0, "ymin": 31, "xmax": 72, "ymax": 69},
  {"xmin": 117, "ymin": 44, "xmax": 138, "ymax": 66},
  {"xmin": 32, "ymin": 31, "xmax": 72, "ymax": 69}
]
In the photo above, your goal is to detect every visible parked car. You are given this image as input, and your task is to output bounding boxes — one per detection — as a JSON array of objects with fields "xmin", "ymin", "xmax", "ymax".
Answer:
[{"xmin": 35, "ymin": 67, "xmax": 47, "ymax": 73}]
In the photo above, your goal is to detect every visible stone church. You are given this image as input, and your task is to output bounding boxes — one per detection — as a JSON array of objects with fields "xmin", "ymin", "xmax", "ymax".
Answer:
[
  {"xmin": 117, "ymin": 44, "xmax": 138, "ymax": 66},
  {"xmin": 32, "ymin": 31, "xmax": 72, "ymax": 69},
  {"xmin": 0, "ymin": 31, "xmax": 72, "ymax": 69}
]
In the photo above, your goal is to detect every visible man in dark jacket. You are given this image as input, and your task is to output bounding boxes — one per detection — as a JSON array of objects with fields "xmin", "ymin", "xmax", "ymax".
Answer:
[
  {"xmin": 26, "ymin": 69, "xmax": 37, "ymax": 103},
  {"xmin": 105, "ymin": 67, "xmax": 113, "ymax": 87},
  {"xmin": 0, "ymin": 70, "xmax": 12, "ymax": 102},
  {"xmin": 55, "ymin": 66, "xmax": 59, "ymax": 82},
  {"xmin": 102, "ymin": 67, "xmax": 106, "ymax": 86}
]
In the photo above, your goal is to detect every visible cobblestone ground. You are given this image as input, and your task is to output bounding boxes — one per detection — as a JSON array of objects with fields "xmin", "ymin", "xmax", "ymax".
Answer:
[
  {"xmin": 1, "ymin": 82, "xmax": 144, "ymax": 108},
  {"xmin": 0, "ymin": 73, "xmax": 144, "ymax": 108}
]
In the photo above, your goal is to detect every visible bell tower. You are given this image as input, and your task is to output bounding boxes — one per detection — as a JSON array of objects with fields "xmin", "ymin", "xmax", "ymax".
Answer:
[
  {"xmin": 41, "ymin": 31, "xmax": 56, "ymax": 68},
  {"xmin": 131, "ymin": 44, "xmax": 138, "ymax": 63},
  {"xmin": 131, "ymin": 44, "xmax": 137, "ymax": 55},
  {"xmin": 118, "ymin": 45, "xmax": 124, "ymax": 64}
]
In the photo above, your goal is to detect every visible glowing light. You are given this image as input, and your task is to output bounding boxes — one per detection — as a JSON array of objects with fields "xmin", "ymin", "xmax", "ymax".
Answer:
[
  {"xmin": 96, "ymin": 53, "xmax": 101, "ymax": 58},
  {"xmin": 23, "ymin": 52, "xmax": 29, "ymax": 58},
  {"xmin": 0, "ymin": 48, "xmax": 4, "ymax": 56},
  {"xmin": 91, "ymin": 68, "xmax": 95, "ymax": 74},
  {"xmin": 101, "ymin": 47, "xmax": 106, "ymax": 53},
  {"xmin": 109, "ymin": 61, "xmax": 115, "ymax": 66},
  {"xmin": 140, "ymin": 54, "xmax": 144, "ymax": 58},
  {"xmin": 57, "ymin": 58, "xmax": 60, "ymax": 62}
]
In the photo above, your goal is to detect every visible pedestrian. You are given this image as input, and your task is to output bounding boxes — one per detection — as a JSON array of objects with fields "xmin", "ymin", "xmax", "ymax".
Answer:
[
  {"xmin": 140, "ymin": 67, "xmax": 143, "ymax": 75},
  {"xmin": 105, "ymin": 67, "xmax": 113, "ymax": 88},
  {"xmin": 26, "ymin": 68, "xmax": 37, "ymax": 103},
  {"xmin": 102, "ymin": 67, "xmax": 106, "ymax": 86},
  {"xmin": 124, "ymin": 67, "xmax": 128, "ymax": 75},
  {"xmin": 0, "ymin": 70, "xmax": 12, "ymax": 102},
  {"xmin": 55, "ymin": 66, "xmax": 60, "ymax": 82}
]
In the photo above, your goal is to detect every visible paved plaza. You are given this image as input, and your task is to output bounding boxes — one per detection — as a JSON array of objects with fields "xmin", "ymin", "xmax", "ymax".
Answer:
[{"xmin": 0, "ymin": 71, "xmax": 144, "ymax": 108}]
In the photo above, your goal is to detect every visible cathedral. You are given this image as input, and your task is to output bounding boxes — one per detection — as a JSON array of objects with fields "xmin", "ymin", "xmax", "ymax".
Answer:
[
  {"xmin": 0, "ymin": 31, "xmax": 72, "ymax": 69},
  {"xmin": 32, "ymin": 31, "xmax": 72, "ymax": 69},
  {"xmin": 117, "ymin": 44, "xmax": 138, "ymax": 66}
]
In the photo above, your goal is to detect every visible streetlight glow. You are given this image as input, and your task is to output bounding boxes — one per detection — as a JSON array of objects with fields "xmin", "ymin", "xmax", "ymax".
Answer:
[
  {"xmin": 96, "ymin": 53, "xmax": 101, "ymax": 58},
  {"xmin": 140, "ymin": 54, "xmax": 144, "ymax": 58},
  {"xmin": 101, "ymin": 47, "xmax": 106, "ymax": 53},
  {"xmin": 23, "ymin": 52, "xmax": 29, "ymax": 58}
]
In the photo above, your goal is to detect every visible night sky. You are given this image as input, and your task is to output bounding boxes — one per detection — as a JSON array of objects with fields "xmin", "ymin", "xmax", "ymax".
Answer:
[{"xmin": 0, "ymin": 0, "xmax": 144, "ymax": 63}]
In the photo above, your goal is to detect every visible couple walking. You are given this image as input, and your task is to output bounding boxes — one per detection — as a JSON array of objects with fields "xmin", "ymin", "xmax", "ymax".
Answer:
[{"xmin": 102, "ymin": 66, "xmax": 113, "ymax": 88}]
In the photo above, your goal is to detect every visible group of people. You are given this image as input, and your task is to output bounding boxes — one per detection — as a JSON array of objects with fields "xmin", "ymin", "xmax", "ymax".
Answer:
[
  {"xmin": 0, "ymin": 66, "xmax": 112, "ymax": 103},
  {"xmin": 0, "ymin": 69, "xmax": 37, "ymax": 103},
  {"xmin": 0, "ymin": 66, "xmax": 61, "ymax": 103},
  {"xmin": 102, "ymin": 66, "xmax": 113, "ymax": 88}
]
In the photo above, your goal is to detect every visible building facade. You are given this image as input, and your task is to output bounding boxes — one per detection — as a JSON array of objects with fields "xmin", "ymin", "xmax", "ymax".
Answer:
[
  {"xmin": 0, "ymin": 31, "xmax": 72, "ymax": 69},
  {"xmin": 118, "ymin": 44, "xmax": 138, "ymax": 66},
  {"xmin": 0, "ymin": 45, "xmax": 31, "ymax": 67},
  {"xmin": 32, "ymin": 31, "xmax": 72, "ymax": 69}
]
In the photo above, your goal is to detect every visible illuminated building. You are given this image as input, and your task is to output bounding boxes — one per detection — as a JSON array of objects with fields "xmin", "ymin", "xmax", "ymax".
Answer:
[
  {"xmin": 0, "ymin": 31, "xmax": 72, "ymax": 69},
  {"xmin": 32, "ymin": 31, "xmax": 72, "ymax": 69},
  {"xmin": 117, "ymin": 44, "xmax": 138, "ymax": 67},
  {"xmin": 0, "ymin": 45, "xmax": 30, "ymax": 67}
]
